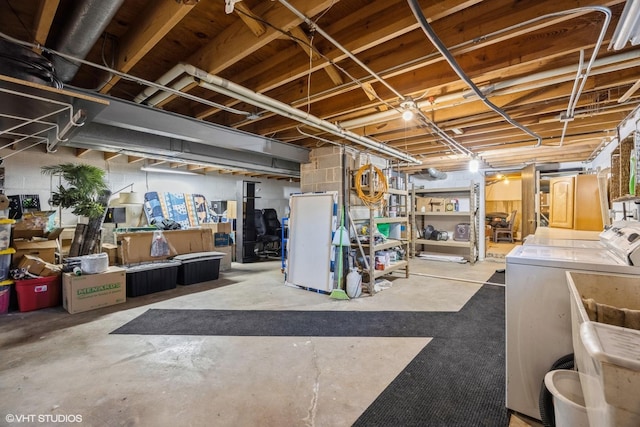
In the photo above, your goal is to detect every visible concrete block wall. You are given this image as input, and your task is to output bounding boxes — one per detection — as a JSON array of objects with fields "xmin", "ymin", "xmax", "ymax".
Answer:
[
  {"xmin": 300, "ymin": 146, "xmax": 391, "ymax": 222},
  {"xmin": 300, "ymin": 146, "xmax": 344, "ymax": 196}
]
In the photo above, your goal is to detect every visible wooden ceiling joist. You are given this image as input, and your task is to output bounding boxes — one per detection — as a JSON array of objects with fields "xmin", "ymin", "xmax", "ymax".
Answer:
[
  {"xmin": 289, "ymin": 26, "xmax": 344, "ymax": 86},
  {"xmin": 127, "ymin": 156, "xmax": 144, "ymax": 163},
  {"xmin": 99, "ymin": 0, "xmax": 197, "ymax": 93},
  {"xmin": 234, "ymin": 2, "xmax": 267, "ymax": 37},
  {"xmin": 32, "ymin": 0, "xmax": 60, "ymax": 50}
]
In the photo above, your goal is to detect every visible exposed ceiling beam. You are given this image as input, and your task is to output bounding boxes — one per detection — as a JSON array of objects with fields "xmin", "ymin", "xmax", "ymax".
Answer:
[
  {"xmin": 194, "ymin": 0, "xmax": 477, "ymax": 119},
  {"xmin": 289, "ymin": 26, "xmax": 343, "ymax": 86},
  {"xmin": 32, "ymin": 0, "xmax": 59, "ymax": 50},
  {"xmin": 99, "ymin": 0, "xmax": 196, "ymax": 93},
  {"xmin": 127, "ymin": 155, "xmax": 144, "ymax": 163},
  {"xmin": 75, "ymin": 148, "xmax": 90, "ymax": 157},
  {"xmin": 234, "ymin": 2, "xmax": 267, "ymax": 37}
]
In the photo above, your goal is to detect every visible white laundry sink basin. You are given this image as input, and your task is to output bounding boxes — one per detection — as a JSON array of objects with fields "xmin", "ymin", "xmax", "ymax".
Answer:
[{"xmin": 566, "ymin": 271, "xmax": 640, "ymax": 427}]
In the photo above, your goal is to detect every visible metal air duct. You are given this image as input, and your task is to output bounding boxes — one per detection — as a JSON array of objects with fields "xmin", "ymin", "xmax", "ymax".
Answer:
[{"xmin": 51, "ymin": 0, "xmax": 124, "ymax": 83}]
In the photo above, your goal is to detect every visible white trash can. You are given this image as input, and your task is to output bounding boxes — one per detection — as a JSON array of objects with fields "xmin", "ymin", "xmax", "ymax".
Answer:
[{"xmin": 544, "ymin": 369, "xmax": 589, "ymax": 427}]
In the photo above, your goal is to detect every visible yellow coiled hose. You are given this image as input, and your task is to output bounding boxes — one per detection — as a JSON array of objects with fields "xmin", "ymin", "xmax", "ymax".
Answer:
[{"xmin": 354, "ymin": 164, "xmax": 388, "ymax": 208}]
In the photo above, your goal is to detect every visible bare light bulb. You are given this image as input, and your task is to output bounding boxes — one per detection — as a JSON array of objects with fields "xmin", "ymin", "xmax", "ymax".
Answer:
[
  {"xmin": 469, "ymin": 158, "xmax": 479, "ymax": 173},
  {"xmin": 402, "ymin": 110, "xmax": 414, "ymax": 121}
]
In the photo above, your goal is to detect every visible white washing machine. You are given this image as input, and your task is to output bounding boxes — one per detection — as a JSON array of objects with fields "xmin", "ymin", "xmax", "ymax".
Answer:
[
  {"xmin": 523, "ymin": 235, "xmax": 603, "ymax": 248},
  {"xmin": 523, "ymin": 220, "xmax": 635, "ymax": 250},
  {"xmin": 505, "ymin": 222, "xmax": 640, "ymax": 421}
]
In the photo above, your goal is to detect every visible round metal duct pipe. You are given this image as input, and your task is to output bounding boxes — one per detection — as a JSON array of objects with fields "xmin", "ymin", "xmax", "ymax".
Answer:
[
  {"xmin": 426, "ymin": 167, "xmax": 447, "ymax": 180},
  {"xmin": 51, "ymin": 0, "xmax": 124, "ymax": 83},
  {"xmin": 0, "ymin": 39, "xmax": 61, "ymax": 88}
]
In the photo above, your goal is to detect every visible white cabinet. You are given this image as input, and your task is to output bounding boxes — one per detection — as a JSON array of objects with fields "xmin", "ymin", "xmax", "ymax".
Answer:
[{"xmin": 411, "ymin": 185, "xmax": 479, "ymax": 264}]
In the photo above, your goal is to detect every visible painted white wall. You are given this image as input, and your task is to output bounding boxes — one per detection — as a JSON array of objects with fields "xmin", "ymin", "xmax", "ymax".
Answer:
[
  {"xmin": 589, "ymin": 138, "xmax": 617, "ymax": 171},
  {"xmin": 1, "ymin": 146, "xmax": 299, "ymax": 226},
  {"xmin": 486, "ymin": 178, "xmax": 522, "ymax": 201}
]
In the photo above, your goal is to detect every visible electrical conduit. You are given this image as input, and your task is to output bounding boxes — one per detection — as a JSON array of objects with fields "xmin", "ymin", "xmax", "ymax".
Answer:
[
  {"xmin": 181, "ymin": 63, "xmax": 421, "ymax": 164},
  {"xmin": 407, "ymin": 0, "xmax": 542, "ymax": 147}
]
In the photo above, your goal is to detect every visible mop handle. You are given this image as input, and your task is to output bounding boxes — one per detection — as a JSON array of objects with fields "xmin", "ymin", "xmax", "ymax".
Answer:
[{"xmin": 348, "ymin": 211, "xmax": 370, "ymax": 270}]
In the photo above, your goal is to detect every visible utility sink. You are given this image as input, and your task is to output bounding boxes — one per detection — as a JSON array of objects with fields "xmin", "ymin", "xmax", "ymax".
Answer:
[{"xmin": 566, "ymin": 271, "xmax": 640, "ymax": 427}]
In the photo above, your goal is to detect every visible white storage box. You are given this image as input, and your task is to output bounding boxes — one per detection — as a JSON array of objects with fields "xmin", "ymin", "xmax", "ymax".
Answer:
[{"xmin": 566, "ymin": 271, "xmax": 640, "ymax": 427}]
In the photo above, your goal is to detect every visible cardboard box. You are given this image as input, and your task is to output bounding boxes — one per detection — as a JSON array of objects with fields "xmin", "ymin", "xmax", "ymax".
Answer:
[
  {"xmin": 63, "ymin": 266, "xmax": 126, "ymax": 314},
  {"xmin": 400, "ymin": 224, "xmax": 408, "ymax": 239},
  {"xmin": 200, "ymin": 222, "xmax": 232, "ymax": 233},
  {"xmin": 17, "ymin": 254, "xmax": 61, "ymax": 277},
  {"xmin": 415, "ymin": 197, "xmax": 430, "ymax": 213},
  {"xmin": 115, "ymin": 229, "xmax": 215, "ymax": 265},
  {"xmin": 216, "ymin": 245, "xmax": 233, "ymax": 271},
  {"xmin": 214, "ymin": 232, "xmax": 230, "ymax": 246},
  {"xmin": 12, "ymin": 211, "xmax": 57, "ymax": 239},
  {"xmin": 226, "ymin": 200, "xmax": 237, "ymax": 219},
  {"xmin": 13, "ymin": 239, "xmax": 57, "ymax": 265},
  {"xmin": 428, "ymin": 197, "xmax": 446, "ymax": 212},
  {"xmin": 101, "ymin": 243, "xmax": 118, "ymax": 266}
]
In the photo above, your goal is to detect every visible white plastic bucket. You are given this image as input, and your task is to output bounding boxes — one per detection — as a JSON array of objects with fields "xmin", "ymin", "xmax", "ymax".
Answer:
[{"xmin": 544, "ymin": 369, "xmax": 589, "ymax": 427}]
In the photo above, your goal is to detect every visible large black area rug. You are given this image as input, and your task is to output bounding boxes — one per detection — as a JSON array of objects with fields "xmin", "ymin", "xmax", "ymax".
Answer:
[
  {"xmin": 352, "ymin": 271, "xmax": 506, "ymax": 427},
  {"xmin": 112, "ymin": 271, "xmax": 507, "ymax": 426}
]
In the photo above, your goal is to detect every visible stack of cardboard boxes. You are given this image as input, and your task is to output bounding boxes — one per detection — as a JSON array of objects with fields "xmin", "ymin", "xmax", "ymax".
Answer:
[{"xmin": 8, "ymin": 209, "xmax": 235, "ymax": 315}]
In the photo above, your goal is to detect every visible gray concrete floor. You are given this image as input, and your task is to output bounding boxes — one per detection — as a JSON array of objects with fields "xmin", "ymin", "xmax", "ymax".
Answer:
[{"xmin": 0, "ymin": 258, "xmax": 516, "ymax": 426}]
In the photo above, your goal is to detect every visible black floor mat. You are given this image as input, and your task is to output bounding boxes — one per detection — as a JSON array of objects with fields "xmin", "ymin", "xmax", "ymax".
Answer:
[
  {"xmin": 112, "ymin": 272, "xmax": 507, "ymax": 426},
  {"xmin": 352, "ymin": 282, "xmax": 507, "ymax": 427}
]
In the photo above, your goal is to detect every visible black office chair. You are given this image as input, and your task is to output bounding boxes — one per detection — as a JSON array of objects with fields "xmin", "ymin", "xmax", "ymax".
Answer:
[
  {"xmin": 254, "ymin": 209, "xmax": 280, "ymax": 257},
  {"xmin": 262, "ymin": 208, "xmax": 282, "ymax": 237}
]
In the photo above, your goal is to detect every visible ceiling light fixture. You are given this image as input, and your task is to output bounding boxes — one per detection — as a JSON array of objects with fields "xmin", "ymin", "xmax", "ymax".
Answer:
[
  {"xmin": 451, "ymin": 127, "xmax": 464, "ymax": 135},
  {"xmin": 141, "ymin": 166, "xmax": 199, "ymax": 175},
  {"xmin": 400, "ymin": 98, "xmax": 417, "ymax": 122},
  {"xmin": 610, "ymin": 0, "xmax": 640, "ymax": 50},
  {"xmin": 468, "ymin": 158, "xmax": 480, "ymax": 173}
]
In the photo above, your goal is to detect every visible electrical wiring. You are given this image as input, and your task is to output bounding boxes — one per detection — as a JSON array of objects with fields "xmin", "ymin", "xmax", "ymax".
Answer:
[
  {"xmin": 233, "ymin": 6, "xmax": 399, "ymax": 114},
  {"xmin": 354, "ymin": 164, "xmax": 388, "ymax": 208}
]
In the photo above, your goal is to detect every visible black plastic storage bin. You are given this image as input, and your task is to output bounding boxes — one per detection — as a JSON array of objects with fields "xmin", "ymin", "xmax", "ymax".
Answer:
[
  {"xmin": 124, "ymin": 261, "xmax": 180, "ymax": 297},
  {"xmin": 173, "ymin": 252, "xmax": 225, "ymax": 285}
]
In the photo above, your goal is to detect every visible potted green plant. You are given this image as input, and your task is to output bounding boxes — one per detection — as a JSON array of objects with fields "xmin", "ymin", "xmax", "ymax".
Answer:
[{"xmin": 41, "ymin": 163, "xmax": 111, "ymax": 256}]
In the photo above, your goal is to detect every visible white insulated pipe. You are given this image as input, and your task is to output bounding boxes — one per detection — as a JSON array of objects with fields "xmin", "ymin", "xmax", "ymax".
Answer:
[
  {"xmin": 146, "ymin": 75, "xmax": 196, "ymax": 106},
  {"xmin": 133, "ymin": 63, "xmax": 185, "ymax": 103},
  {"xmin": 182, "ymin": 63, "xmax": 421, "ymax": 164}
]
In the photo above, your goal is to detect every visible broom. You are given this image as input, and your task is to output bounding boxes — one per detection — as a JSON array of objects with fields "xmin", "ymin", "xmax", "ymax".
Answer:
[{"xmin": 330, "ymin": 206, "xmax": 349, "ymax": 300}]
